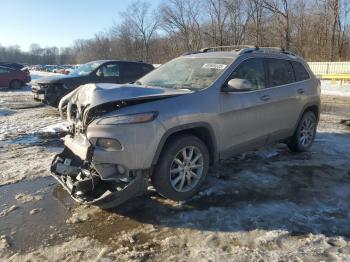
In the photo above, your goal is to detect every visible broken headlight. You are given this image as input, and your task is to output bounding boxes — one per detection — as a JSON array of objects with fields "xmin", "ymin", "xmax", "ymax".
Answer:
[{"xmin": 96, "ymin": 112, "xmax": 158, "ymax": 125}]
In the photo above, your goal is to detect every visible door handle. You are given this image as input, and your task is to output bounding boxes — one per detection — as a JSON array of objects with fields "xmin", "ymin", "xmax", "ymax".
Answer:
[
  {"xmin": 260, "ymin": 95, "xmax": 271, "ymax": 101},
  {"xmin": 297, "ymin": 88, "xmax": 305, "ymax": 94}
]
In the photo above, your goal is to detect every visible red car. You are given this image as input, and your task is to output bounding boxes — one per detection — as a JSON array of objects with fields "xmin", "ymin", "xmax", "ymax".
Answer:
[{"xmin": 0, "ymin": 66, "xmax": 31, "ymax": 88}]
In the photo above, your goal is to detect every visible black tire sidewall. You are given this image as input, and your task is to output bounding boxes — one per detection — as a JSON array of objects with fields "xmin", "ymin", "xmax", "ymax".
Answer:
[
  {"xmin": 294, "ymin": 111, "xmax": 317, "ymax": 151},
  {"xmin": 152, "ymin": 135, "xmax": 209, "ymax": 201},
  {"xmin": 10, "ymin": 80, "xmax": 22, "ymax": 89}
]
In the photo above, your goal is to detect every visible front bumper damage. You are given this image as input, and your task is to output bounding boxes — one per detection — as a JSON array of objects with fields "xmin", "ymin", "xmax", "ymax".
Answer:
[{"xmin": 50, "ymin": 139, "xmax": 148, "ymax": 209}]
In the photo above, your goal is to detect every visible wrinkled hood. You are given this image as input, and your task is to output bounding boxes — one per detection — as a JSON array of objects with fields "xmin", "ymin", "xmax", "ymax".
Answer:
[
  {"xmin": 59, "ymin": 83, "xmax": 192, "ymax": 121},
  {"xmin": 33, "ymin": 74, "xmax": 81, "ymax": 84}
]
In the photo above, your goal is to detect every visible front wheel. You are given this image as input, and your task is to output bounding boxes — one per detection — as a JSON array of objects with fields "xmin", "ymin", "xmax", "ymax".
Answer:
[
  {"xmin": 288, "ymin": 111, "xmax": 317, "ymax": 152},
  {"xmin": 152, "ymin": 135, "xmax": 209, "ymax": 201},
  {"xmin": 9, "ymin": 80, "xmax": 23, "ymax": 89}
]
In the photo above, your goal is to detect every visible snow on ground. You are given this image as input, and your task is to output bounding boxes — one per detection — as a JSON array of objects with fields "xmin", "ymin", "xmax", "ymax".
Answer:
[
  {"xmin": 321, "ymin": 80, "xmax": 350, "ymax": 97},
  {"xmin": 0, "ymin": 72, "xmax": 67, "ymax": 185},
  {"xmin": 1, "ymin": 78, "xmax": 350, "ymax": 261}
]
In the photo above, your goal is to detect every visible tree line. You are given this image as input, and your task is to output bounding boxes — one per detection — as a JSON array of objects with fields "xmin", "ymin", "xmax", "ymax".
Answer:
[{"xmin": 1, "ymin": 0, "xmax": 349, "ymax": 65}]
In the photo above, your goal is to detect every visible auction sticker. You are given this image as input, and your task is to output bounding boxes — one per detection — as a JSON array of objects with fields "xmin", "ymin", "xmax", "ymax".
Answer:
[{"xmin": 202, "ymin": 63, "xmax": 227, "ymax": 70}]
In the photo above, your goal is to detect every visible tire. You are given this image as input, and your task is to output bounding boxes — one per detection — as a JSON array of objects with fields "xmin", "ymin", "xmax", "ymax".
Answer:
[
  {"xmin": 288, "ymin": 111, "xmax": 317, "ymax": 152},
  {"xmin": 9, "ymin": 80, "xmax": 23, "ymax": 89},
  {"xmin": 151, "ymin": 135, "xmax": 210, "ymax": 201}
]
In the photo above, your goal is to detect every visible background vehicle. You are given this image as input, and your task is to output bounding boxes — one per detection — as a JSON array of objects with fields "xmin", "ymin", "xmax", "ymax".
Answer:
[
  {"xmin": 0, "ymin": 62, "xmax": 30, "ymax": 75},
  {"xmin": 0, "ymin": 65, "xmax": 31, "ymax": 88},
  {"xmin": 51, "ymin": 46, "xmax": 320, "ymax": 208},
  {"xmin": 32, "ymin": 60, "xmax": 154, "ymax": 107}
]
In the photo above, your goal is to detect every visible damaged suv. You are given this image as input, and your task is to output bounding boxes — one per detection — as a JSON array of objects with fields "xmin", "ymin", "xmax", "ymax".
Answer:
[{"xmin": 51, "ymin": 46, "xmax": 320, "ymax": 208}]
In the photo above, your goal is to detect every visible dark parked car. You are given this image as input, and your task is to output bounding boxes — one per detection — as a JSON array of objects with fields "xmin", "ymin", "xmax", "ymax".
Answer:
[
  {"xmin": 0, "ymin": 62, "xmax": 30, "ymax": 75},
  {"xmin": 32, "ymin": 60, "xmax": 154, "ymax": 107},
  {"xmin": 0, "ymin": 62, "xmax": 25, "ymax": 70},
  {"xmin": 0, "ymin": 66, "xmax": 31, "ymax": 88}
]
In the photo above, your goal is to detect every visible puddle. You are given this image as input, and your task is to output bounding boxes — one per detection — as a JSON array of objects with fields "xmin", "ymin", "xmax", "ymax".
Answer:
[
  {"xmin": 0, "ymin": 177, "xmax": 75, "ymax": 252},
  {"xmin": 0, "ymin": 109, "xmax": 16, "ymax": 116}
]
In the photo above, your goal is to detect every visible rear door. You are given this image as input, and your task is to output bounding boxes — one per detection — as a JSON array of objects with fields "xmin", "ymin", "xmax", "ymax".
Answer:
[{"xmin": 263, "ymin": 58, "xmax": 304, "ymax": 143}]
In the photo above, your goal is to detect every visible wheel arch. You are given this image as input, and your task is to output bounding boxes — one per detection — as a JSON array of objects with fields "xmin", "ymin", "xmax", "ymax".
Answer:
[
  {"xmin": 292, "ymin": 102, "xmax": 320, "ymax": 135},
  {"xmin": 9, "ymin": 79, "xmax": 24, "ymax": 88},
  {"xmin": 152, "ymin": 122, "xmax": 218, "ymax": 166}
]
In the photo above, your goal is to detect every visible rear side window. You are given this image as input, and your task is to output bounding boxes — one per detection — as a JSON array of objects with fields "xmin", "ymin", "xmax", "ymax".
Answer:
[
  {"xmin": 291, "ymin": 61, "xmax": 310, "ymax": 81},
  {"xmin": 230, "ymin": 58, "xmax": 266, "ymax": 90},
  {"xmin": 0, "ymin": 68, "xmax": 10, "ymax": 74},
  {"xmin": 122, "ymin": 63, "xmax": 144, "ymax": 78},
  {"xmin": 142, "ymin": 64, "xmax": 153, "ymax": 74},
  {"xmin": 266, "ymin": 59, "xmax": 295, "ymax": 87}
]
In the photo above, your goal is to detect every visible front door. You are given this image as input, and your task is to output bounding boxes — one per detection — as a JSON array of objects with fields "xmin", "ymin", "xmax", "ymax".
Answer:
[
  {"xmin": 218, "ymin": 58, "xmax": 273, "ymax": 158},
  {"xmin": 95, "ymin": 63, "xmax": 120, "ymax": 84}
]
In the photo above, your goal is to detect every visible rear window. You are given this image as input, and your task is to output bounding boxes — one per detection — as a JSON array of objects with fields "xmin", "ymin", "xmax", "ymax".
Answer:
[
  {"xmin": 267, "ymin": 59, "xmax": 295, "ymax": 87},
  {"xmin": 291, "ymin": 61, "xmax": 310, "ymax": 81}
]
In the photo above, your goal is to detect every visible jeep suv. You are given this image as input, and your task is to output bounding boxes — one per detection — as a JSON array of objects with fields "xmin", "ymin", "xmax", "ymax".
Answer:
[{"xmin": 51, "ymin": 46, "xmax": 320, "ymax": 208}]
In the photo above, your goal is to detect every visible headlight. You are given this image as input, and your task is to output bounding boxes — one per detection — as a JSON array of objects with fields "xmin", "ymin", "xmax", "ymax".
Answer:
[
  {"xmin": 96, "ymin": 138, "xmax": 122, "ymax": 150},
  {"xmin": 96, "ymin": 112, "xmax": 158, "ymax": 125}
]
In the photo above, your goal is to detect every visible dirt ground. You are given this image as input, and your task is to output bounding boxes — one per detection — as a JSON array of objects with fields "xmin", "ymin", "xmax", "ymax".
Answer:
[{"xmin": 1, "ymin": 77, "xmax": 350, "ymax": 261}]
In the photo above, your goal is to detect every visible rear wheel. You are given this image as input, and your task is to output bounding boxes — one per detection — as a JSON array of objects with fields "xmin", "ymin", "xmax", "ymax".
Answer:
[
  {"xmin": 152, "ymin": 135, "xmax": 209, "ymax": 201},
  {"xmin": 288, "ymin": 111, "xmax": 317, "ymax": 152},
  {"xmin": 9, "ymin": 80, "xmax": 23, "ymax": 89}
]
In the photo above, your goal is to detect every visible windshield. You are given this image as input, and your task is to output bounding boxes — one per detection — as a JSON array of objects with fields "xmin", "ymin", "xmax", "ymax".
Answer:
[
  {"xmin": 72, "ymin": 61, "xmax": 102, "ymax": 76},
  {"xmin": 137, "ymin": 57, "xmax": 233, "ymax": 90}
]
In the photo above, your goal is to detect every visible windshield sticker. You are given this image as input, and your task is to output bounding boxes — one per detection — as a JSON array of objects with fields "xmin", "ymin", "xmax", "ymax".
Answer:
[{"xmin": 202, "ymin": 63, "xmax": 227, "ymax": 70}]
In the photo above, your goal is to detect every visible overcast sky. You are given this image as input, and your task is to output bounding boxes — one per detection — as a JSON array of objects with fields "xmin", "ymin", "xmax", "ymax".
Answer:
[{"xmin": 0, "ymin": 0, "xmax": 162, "ymax": 51}]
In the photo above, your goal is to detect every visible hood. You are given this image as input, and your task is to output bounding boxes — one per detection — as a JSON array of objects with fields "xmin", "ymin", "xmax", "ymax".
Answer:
[
  {"xmin": 33, "ymin": 74, "xmax": 81, "ymax": 84},
  {"xmin": 59, "ymin": 83, "xmax": 192, "ymax": 122}
]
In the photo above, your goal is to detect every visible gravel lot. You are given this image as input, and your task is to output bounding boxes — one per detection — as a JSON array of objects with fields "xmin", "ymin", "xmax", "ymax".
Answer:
[{"xmin": 1, "ymin": 75, "xmax": 350, "ymax": 261}]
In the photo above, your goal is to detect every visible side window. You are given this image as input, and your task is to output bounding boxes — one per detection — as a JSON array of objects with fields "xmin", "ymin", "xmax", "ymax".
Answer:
[
  {"xmin": 100, "ymin": 63, "xmax": 119, "ymax": 77},
  {"xmin": 0, "ymin": 68, "xmax": 10, "ymax": 74},
  {"xmin": 121, "ymin": 63, "xmax": 144, "ymax": 78},
  {"xmin": 230, "ymin": 58, "xmax": 266, "ymax": 90},
  {"xmin": 142, "ymin": 65, "xmax": 153, "ymax": 74},
  {"xmin": 291, "ymin": 61, "xmax": 310, "ymax": 81},
  {"xmin": 267, "ymin": 59, "xmax": 295, "ymax": 87}
]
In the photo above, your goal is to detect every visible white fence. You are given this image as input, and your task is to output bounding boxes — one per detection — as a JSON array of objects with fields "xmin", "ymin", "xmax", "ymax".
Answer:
[{"xmin": 308, "ymin": 62, "xmax": 350, "ymax": 75}]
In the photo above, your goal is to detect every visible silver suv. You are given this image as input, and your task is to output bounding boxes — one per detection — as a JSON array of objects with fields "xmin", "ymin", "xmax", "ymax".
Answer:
[{"xmin": 51, "ymin": 46, "xmax": 320, "ymax": 208}]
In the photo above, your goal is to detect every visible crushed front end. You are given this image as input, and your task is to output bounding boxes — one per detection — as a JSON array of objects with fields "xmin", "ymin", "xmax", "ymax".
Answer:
[
  {"xmin": 50, "ymin": 85, "xmax": 152, "ymax": 209},
  {"xmin": 50, "ymin": 83, "xmax": 183, "ymax": 208},
  {"xmin": 51, "ymin": 132, "xmax": 148, "ymax": 209}
]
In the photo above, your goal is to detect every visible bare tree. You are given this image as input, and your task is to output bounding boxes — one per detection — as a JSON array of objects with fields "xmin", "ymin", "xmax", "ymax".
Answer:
[
  {"xmin": 262, "ymin": 0, "xmax": 292, "ymax": 49},
  {"xmin": 121, "ymin": 0, "xmax": 159, "ymax": 62},
  {"xmin": 161, "ymin": 0, "xmax": 203, "ymax": 51}
]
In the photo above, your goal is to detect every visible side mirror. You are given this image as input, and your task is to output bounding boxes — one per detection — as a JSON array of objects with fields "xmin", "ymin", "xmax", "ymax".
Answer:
[{"xmin": 223, "ymin": 78, "xmax": 252, "ymax": 92}]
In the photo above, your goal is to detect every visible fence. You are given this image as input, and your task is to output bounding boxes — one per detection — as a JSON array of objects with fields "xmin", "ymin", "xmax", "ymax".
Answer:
[
  {"xmin": 308, "ymin": 62, "xmax": 350, "ymax": 84},
  {"xmin": 308, "ymin": 62, "xmax": 350, "ymax": 75}
]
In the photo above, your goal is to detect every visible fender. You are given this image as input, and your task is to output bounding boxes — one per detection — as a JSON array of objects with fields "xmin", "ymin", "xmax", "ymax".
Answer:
[{"xmin": 151, "ymin": 122, "xmax": 219, "ymax": 165}]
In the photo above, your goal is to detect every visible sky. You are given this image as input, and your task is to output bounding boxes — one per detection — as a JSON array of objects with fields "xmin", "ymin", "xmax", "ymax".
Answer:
[{"xmin": 0, "ymin": 0, "xmax": 162, "ymax": 51}]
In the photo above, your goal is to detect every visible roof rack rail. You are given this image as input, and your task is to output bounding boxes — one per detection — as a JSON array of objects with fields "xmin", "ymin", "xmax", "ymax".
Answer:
[
  {"xmin": 183, "ymin": 45, "xmax": 297, "ymax": 57},
  {"xmin": 200, "ymin": 45, "xmax": 257, "ymax": 53},
  {"xmin": 239, "ymin": 46, "xmax": 297, "ymax": 56}
]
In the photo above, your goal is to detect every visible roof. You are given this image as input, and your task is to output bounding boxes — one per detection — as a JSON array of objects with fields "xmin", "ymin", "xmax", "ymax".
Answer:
[
  {"xmin": 89, "ymin": 60, "xmax": 153, "ymax": 66},
  {"xmin": 182, "ymin": 46, "xmax": 304, "ymax": 61}
]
